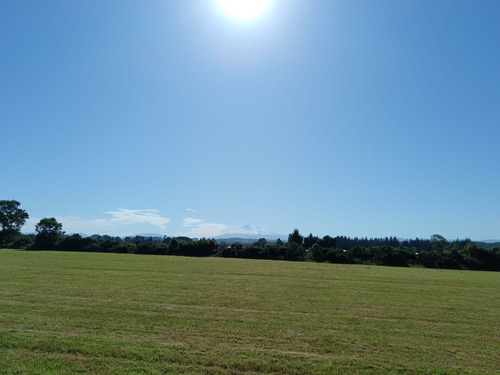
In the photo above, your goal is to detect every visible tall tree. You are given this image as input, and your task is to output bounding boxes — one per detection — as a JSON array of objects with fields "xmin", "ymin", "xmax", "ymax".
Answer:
[
  {"xmin": 34, "ymin": 217, "xmax": 64, "ymax": 249},
  {"xmin": 430, "ymin": 234, "xmax": 448, "ymax": 253},
  {"xmin": 303, "ymin": 233, "xmax": 319, "ymax": 249},
  {"xmin": 252, "ymin": 238, "xmax": 268, "ymax": 248},
  {"xmin": 288, "ymin": 229, "xmax": 303, "ymax": 246},
  {"xmin": 0, "ymin": 200, "xmax": 29, "ymax": 232},
  {"xmin": 0, "ymin": 200, "xmax": 29, "ymax": 244},
  {"xmin": 318, "ymin": 235, "xmax": 337, "ymax": 249}
]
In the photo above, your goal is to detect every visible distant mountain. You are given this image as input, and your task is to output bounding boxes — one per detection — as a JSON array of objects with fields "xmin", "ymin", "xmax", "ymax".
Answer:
[
  {"xmin": 134, "ymin": 233, "xmax": 166, "ymax": 238},
  {"xmin": 214, "ymin": 237, "xmax": 283, "ymax": 245},
  {"xmin": 474, "ymin": 241, "xmax": 500, "ymax": 250},
  {"xmin": 213, "ymin": 224, "xmax": 283, "ymax": 239},
  {"xmin": 215, "ymin": 233, "xmax": 283, "ymax": 240}
]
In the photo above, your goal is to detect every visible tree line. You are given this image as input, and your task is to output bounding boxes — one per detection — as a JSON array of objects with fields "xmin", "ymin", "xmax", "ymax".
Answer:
[{"xmin": 1, "ymin": 200, "xmax": 499, "ymax": 271}]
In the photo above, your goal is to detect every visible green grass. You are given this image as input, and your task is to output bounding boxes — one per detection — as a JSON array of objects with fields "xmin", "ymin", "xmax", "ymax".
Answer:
[{"xmin": 1, "ymin": 249, "xmax": 499, "ymax": 374}]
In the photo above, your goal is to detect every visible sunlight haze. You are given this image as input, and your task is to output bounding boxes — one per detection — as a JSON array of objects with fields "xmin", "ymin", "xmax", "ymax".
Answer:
[
  {"xmin": 1, "ymin": 0, "xmax": 499, "ymax": 240},
  {"xmin": 218, "ymin": 0, "xmax": 271, "ymax": 19}
]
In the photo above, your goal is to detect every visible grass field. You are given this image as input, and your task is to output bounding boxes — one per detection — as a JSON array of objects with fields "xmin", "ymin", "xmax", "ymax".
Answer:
[{"xmin": 1, "ymin": 249, "xmax": 499, "ymax": 374}]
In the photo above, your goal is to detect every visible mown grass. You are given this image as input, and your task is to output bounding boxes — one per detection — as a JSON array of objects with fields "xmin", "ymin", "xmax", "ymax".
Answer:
[{"xmin": 0, "ymin": 249, "xmax": 499, "ymax": 374}]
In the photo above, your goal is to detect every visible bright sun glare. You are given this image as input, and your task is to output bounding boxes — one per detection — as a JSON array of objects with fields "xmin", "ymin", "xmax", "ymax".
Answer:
[{"xmin": 218, "ymin": 0, "xmax": 271, "ymax": 20}]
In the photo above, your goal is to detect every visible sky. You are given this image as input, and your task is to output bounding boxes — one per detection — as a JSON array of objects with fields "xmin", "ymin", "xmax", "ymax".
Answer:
[{"xmin": 1, "ymin": 0, "xmax": 499, "ymax": 240}]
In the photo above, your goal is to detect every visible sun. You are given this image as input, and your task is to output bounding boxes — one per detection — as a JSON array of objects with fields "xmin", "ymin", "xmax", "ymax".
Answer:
[{"xmin": 218, "ymin": 0, "xmax": 271, "ymax": 20}]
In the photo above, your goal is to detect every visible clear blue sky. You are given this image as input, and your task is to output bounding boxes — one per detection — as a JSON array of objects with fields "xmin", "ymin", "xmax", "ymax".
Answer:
[{"xmin": 2, "ymin": 0, "xmax": 499, "ymax": 240}]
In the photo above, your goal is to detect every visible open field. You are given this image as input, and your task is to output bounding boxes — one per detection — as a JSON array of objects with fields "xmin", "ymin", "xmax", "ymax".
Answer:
[{"xmin": 1, "ymin": 249, "xmax": 499, "ymax": 374}]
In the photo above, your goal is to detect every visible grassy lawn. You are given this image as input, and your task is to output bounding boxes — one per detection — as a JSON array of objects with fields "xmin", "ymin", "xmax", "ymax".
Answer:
[{"xmin": 0, "ymin": 249, "xmax": 499, "ymax": 374}]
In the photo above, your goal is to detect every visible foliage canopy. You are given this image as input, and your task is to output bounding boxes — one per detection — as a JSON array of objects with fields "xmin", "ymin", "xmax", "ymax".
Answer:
[{"xmin": 0, "ymin": 200, "xmax": 29, "ymax": 232}]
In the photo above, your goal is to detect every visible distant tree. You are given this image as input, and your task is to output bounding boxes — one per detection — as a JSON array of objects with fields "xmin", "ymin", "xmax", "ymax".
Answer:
[
  {"xmin": 325, "ymin": 248, "xmax": 350, "ymax": 264},
  {"xmin": 418, "ymin": 251, "xmax": 439, "ymax": 268},
  {"xmin": 283, "ymin": 241, "xmax": 306, "ymax": 261},
  {"xmin": 303, "ymin": 233, "xmax": 319, "ymax": 249},
  {"xmin": 169, "ymin": 238, "xmax": 180, "ymax": 252},
  {"xmin": 33, "ymin": 217, "xmax": 64, "ymax": 249},
  {"xmin": 372, "ymin": 246, "xmax": 410, "ymax": 267},
  {"xmin": 0, "ymin": 200, "xmax": 29, "ymax": 245},
  {"xmin": 310, "ymin": 243, "xmax": 327, "ymax": 262},
  {"xmin": 218, "ymin": 240, "xmax": 229, "ymax": 249},
  {"xmin": 440, "ymin": 248, "xmax": 463, "ymax": 269},
  {"xmin": 175, "ymin": 236, "xmax": 192, "ymax": 243},
  {"xmin": 318, "ymin": 235, "xmax": 337, "ymax": 249},
  {"xmin": 11, "ymin": 235, "xmax": 33, "ymax": 249},
  {"xmin": 430, "ymin": 234, "xmax": 448, "ymax": 253},
  {"xmin": 450, "ymin": 238, "xmax": 472, "ymax": 252},
  {"xmin": 241, "ymin": 245, "xmax": 261, "ymax": 259},
  {"xmin": 177, "ymin": 238, "xmax": 217, "ymax": 257},
  {"xmin": 262, "ymin": 243, "xmax": 280, "ymax": 260},
  {"xmin": 218, "ymin": 242, "xmax": 242, "ymax": 258},
  {"xmin": 462, "ymin": 242, "xmax": 495, "ymax": 270},
  {"xmin": 228, "ymin": 242, "xmax": 244, "ymax": 257},
  {"xmin": 135, "ymin": 242, "xmax": 159, "ymax": 255},
  {"xmin": 252, "ymin": 238, "xmax": 268, "ymax": 248},
  {"xmin": 59, "ymin": 234, "xmax": 96, "ymax": 252},
  {"xmin": 288, "ymin": 229, "xmax": 303, "ymax": 246}
]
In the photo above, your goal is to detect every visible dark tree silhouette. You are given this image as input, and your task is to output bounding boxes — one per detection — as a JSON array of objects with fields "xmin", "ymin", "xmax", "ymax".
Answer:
[
  {"xmin": 288, "ymin": 229, "xmax": 303, "ymax": 246},
  {"xmin": 318, "ymin": 235, "xmax": 336, "ymax": 249},
  {"xmin": 0, "ymin": 200, "xmax": 29, "ymax": 245},
  {"xmin": 34, "ymin": 217, "xmax": 64, "ymax": 249},
  {"xmin": 303, "ymin": 233, "xmax": 319, "ymax": 249}
]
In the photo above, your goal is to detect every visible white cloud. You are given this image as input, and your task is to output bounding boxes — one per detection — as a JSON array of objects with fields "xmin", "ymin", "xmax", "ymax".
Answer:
[
  {"xmin": 104, "ymin": 209, "xmax": 170, "ymax": 229},
  {"xmin": 179, "ymin": 218, "xmax": 274, "ymax": 238},
  {"xmin": 22, "ymin": 210, "xmax": 274, "ymax": 239},
  {"xmin": 180, "ymin": 217, "xmax": 229, "ymax": 238},
  {"xmin": 185, "ymin": 208, "xmax": 198, "ymax": 213},
  {"xmin": 236, "ymin": 224, "xmax": 272, "ymax": 235},
  {"xmin": 22, "ymin": 209, "xmax": 171, "ymax": 236},
  {"xmin": 182, "ymin": 217, "xmax": 204, "ymax": 227}
]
